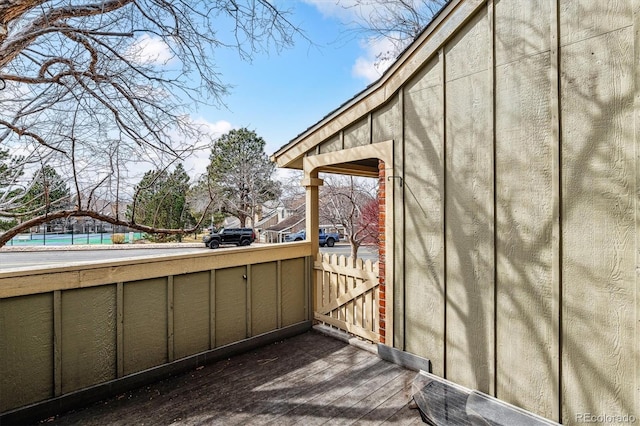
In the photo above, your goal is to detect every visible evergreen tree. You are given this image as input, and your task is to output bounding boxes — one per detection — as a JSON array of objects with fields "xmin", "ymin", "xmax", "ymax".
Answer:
[
  {"xmin": 207, "ymin": 128, "xmax": 280, "ymax": 227},
  {"xmin": 0, "ymin": 149, "xmax": 14, "ymax": 188},
  {"xmin": 0, "ymin": 149, "xmax": 23, "ymax": 230},
  {"xmin": 166, "ymin": 164, "xmax": 193, "ymax": 230},
  {"xmin": 0, "ymin": 149, "xmax": 26, "ymax": 197},
  {"xmin": 18, "ymin": 165, "xmax": 70, "ymax": 219},
  {"xmin": 128, "ymin": 164, "xmax": 193, "ymax": 240}
]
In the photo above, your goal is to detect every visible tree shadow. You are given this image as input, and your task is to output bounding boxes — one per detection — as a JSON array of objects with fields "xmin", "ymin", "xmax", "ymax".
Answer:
[{"xmin": 393, "ymin": 1, "xmax": 637, "ymax": 423}]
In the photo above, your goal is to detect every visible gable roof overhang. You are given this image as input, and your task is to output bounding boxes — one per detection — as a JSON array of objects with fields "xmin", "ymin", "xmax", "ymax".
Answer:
[{"xmin": 271, "ymin": 0, "xmax": 484, "ymax": 170}]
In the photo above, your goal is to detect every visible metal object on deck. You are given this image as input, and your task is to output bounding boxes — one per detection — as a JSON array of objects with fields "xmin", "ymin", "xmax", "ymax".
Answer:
[{"xmin": 412, "ymin": 371, "xmax": 560, "ymax": 426}]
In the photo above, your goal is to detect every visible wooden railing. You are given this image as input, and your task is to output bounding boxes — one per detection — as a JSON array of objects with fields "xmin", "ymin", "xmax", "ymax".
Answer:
[
  {"xmin": 0, "ymin": 243, "xmax": 312, "ymax": 418},
  {"xmin": 313, "ymin": 254, "xmax": 380, "ymax": 342}
]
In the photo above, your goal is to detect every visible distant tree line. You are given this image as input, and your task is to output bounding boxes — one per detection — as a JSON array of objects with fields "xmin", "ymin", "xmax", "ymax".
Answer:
[{"xmin": 0, "ymin": 127, "xmax": 281, "ymax": 244}]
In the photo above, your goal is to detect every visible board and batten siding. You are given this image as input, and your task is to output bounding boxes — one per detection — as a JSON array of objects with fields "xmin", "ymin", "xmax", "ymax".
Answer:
[
  {"xmin": 0, "ymin": 244, "xmax": 311, "ymax": 415},
  {"xmin": 560, "ymin": 0, "xmax": 637, "ymax": 421},
  {"xmin": 493, "ymin": 0, "xmax": 558, "ymax": 419},
  {"xmin": 298, "ymin": 0, "xmax": 639, "ymax": 423}
]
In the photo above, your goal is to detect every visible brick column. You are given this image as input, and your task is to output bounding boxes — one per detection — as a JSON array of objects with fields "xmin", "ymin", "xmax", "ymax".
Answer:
[{"xmin": 378, "ymin": 160, "xmax": 386, "ymax": 344}]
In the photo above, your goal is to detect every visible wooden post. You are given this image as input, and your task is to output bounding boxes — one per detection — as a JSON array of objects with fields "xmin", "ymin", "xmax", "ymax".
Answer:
[{"xmin": 302, "ymin": 168, "xmax": 323, "ymax": 320}]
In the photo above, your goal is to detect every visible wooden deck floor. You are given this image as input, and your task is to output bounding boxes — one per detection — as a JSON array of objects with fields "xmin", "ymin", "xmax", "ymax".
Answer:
[{"xmin": 46, "ymin": 331, "xmax": 423, "ymax": 425}]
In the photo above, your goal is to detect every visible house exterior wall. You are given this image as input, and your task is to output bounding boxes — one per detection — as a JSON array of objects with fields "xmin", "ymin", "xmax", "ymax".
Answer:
[
  {"xmin": 344, "ymin": 118, "xmax": 371, "ymax": 149},
  {"xmin": 494, "ymin": 0, "xmax": 559, "ymax": 418},
  {"xmin": 295, "ymin": 0, "xmax": 639, "ymax": 423},
  {"xmin": 318, "ymin": 133, "xmax": 341, "ymax": 154}
]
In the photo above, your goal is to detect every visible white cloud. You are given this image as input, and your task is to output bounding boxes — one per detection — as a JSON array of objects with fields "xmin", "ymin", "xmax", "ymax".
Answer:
[
  {"xmin": 352, "ymin": 56, "xmax": 380, "ymax": 83},
  {"xmin": 182, "ymin": 119, "xmax": 234, "ymax": 178},
  {"xmin": 126, "ymin": 34, "xmax": 176, "ymax": 66},
  {"xmin": 303, "ymin": 1, "xmax": 396, "ymax": 84},
  {"xmin": 302, "ymin": 0, "xmax": 375, "ymax": 21},
  {"xmin": 302, "ymin": 0, "xmax": 351, "ymax": 20},
  {"xmin": 351, "ymin": 37, "xmax": 395, "ymax": 83},
  {"xmin": 198, "ymin": 118, "xmax": 234, "ymax": 138}
]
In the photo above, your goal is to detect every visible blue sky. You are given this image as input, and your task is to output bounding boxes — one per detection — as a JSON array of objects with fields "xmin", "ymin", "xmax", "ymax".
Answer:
[{"xmin": 179, "ymin": 0, "xmax": 391, "ymax": 176}]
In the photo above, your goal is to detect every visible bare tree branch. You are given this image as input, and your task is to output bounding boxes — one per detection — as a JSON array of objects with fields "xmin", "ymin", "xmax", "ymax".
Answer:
[
  {"xmin": 320, "ymin": 174, "xmax": 378, "ymax": 265},
  {"xmin": 0, "ymin": 0, "xmax": 304, "ymax": 247},
  {"xmin": 338, "ymin": 0, "xmax": 446, "ymax": 66}
]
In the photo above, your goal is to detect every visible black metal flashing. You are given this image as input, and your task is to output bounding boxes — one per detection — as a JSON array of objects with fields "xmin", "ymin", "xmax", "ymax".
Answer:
[{"xmin": 377, "ymin": 344, "xmax": 432, "ymax": 372}]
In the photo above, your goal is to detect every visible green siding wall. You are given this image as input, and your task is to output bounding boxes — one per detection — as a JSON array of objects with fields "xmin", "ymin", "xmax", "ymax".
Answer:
[
  {"xmin": 281, "ymin": 258, "xmax": 307, "ymax": 326},
  {"xmin": 251, "ymin": 262, "xmax": 279, "ymax": 336},
  {"xmin": 215, "ymin": 266, "xmax": 249, "ymax": 347},
  {"xmin": 123, "ymin": 278, "xmax": 168, "ymax": 375},
  {"xmin": 174, "ymin": 272, "xmax": 211, "ymax": 360},
  {"xmin": 0, "ymin": 294, "xmax": 54, "ymax": 411},
  {"xmin": 61, "ymin": 286, "xmax": 117, "ymax": 394},
  {"xmin": 0, "ymin": 247, "xmax": 311, "ymax": 415}
]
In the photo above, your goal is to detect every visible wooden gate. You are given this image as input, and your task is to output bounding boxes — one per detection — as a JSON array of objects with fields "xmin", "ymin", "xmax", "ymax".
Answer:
[{"xmin": 313, "ymin": 253, "xmax": 380, "ymax": 342}]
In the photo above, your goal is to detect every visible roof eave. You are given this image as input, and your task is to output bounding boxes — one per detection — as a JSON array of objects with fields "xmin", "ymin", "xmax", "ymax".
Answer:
[{"xmin": 271, "ymin": 0, "xmax": 480, "ymax": 169}]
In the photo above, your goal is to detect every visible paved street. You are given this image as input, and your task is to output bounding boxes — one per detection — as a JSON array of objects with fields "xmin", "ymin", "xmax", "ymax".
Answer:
[
  {"xmin": 318, "ymin": 242, "xmax": 379, "ymax": 262},
  {"xmin": 0, "ymin": 247, "xmax": 207, "ymax": 270},
  {"xmin": 0, "ymin": 242, "xmax": 378, "ymax": 270}
]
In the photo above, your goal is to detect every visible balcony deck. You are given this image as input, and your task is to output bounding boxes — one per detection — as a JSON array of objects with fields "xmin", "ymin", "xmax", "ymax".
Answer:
[{"xmin": 46, "ymin": 331, "xmax": 422, "ymax": 425}]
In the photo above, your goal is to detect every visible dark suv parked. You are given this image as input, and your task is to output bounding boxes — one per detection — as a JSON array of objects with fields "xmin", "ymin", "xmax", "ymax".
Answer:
[{"xmin": 203, "ymin": 228, "xmax": 256, "ymax": 249}]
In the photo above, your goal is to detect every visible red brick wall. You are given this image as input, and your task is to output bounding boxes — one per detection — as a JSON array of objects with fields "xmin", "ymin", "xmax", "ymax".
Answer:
[{"xmin": 378, "ymin": 160, "xmax": 386, "ymax": 344}]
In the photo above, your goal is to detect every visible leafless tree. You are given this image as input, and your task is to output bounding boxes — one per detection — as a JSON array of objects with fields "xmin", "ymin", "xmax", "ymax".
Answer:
[
  {"xmin": 278, "ymin": 169, "xmax": 305, "ymax": 201},
  {"xmin": 320, "ymin": 174, "xmax": 377, "ymax": 265},
  {"xmin": 187, "ymin": 175, "xmax": 225, "ymax": 232},
  {"xmin": 0, "ymin": 0, "xmax": 303, "ymax": 246},
  {"xmin": 341, "ymin": 0, "xmax": 447, "ymax": 66}
]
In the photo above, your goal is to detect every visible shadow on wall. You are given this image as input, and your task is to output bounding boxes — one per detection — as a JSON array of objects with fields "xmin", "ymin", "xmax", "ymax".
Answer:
[{"xmin": 398, "ymin": 1, "xmax": 636, "ymax": 423}]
